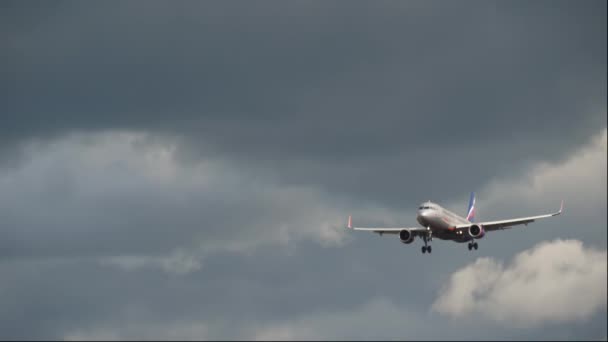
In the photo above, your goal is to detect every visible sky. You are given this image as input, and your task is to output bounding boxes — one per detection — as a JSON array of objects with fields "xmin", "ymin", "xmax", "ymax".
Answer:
[{"xmin": 1, "ymin": 0, "xmax": 607, "ymax": 340}]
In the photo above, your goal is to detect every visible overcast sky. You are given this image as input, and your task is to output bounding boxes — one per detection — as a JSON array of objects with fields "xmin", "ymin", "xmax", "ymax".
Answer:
[{"xmin": 1, "ymin": 0, "xmax": 606, "ymax": 340}]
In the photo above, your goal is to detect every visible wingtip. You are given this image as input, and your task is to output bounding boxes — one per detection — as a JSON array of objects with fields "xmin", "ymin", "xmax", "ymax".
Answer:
[{"xmin": 559, "ymin": 200, "xmax": 564, "ymax": 214}]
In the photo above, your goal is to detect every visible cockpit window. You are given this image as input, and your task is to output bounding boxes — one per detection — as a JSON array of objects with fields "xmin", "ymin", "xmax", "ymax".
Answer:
[{"xmin": 419, "ymin": 206, "xmax": 432, "ymax": 210}]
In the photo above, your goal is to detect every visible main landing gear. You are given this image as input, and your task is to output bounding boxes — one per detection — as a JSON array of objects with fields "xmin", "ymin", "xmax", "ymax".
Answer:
[
  {"xmin": 468, "ymin": 241, "xmax": 479, "ymax": 251},
  {"xmin": 422, "ymin": 229, "xmax": 432, "ymax": 254}
]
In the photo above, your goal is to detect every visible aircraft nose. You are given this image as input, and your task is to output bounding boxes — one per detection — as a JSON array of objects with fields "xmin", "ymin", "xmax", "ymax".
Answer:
[
  {"xmin": 417, "ymin": 210, "xmax": 429, "ymax": 226},
  {"xmin": 417, "ymin": 210, "xmax": 430, "ymax": 223}
]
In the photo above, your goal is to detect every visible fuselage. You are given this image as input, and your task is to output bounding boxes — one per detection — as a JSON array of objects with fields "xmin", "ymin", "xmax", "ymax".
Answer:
[{"xmin": 415, "ymin": 201, "xmax": 473, "ymax": 242}]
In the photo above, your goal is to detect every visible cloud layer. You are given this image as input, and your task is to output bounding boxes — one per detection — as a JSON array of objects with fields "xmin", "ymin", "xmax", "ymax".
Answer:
[
  {"xmin": 1, "ymin": 1, "xmax": 606, "ymax": 340},
  {"xmin": 0, "ymin": 131, "xmax": 351, "ymax": 267},
  {"xmin": 3, "ymin": 1, "xmax": 606, "ymax": 208}
]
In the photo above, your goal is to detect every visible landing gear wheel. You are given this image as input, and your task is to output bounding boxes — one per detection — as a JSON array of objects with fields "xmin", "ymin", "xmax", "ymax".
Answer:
[
  {"xmin": 473, "ymin": 242, "xmax": 478, "ymax": 250},
  {"xmin": 422, "ymin": 246, "xmax": 426, "ymax": 254},
  {"xmin": 468, "ymin": 243, "xmax": 472, "ymax": 251},
  {"xmin": 427, "ymin": 246, "xmax": 432, "ymax": 253}
]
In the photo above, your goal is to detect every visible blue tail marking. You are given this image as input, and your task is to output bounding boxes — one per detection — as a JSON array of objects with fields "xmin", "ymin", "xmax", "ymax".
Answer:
[{"xmin": 466, "ymin": 192, "xmax": 476, "ymax": 222}]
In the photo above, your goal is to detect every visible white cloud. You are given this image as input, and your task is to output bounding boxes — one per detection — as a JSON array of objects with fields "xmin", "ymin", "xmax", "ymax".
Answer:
[
  {"xmin": 479, "ymin": 127, "xmax": 606, "ymax": 222},
  {"xmin": 99, "ymin": 248, "xmax": 203, "ymax": 275},
  {"xmin": 64, "ymin": 321, "xmax": 209, "ymax": 341},
  {"xmin": 254, "ymin": 326, "xmax": 297, "ymax": 341},
  {"xmin": 432, "ymin": 239, "xmax": 607, "ymax": 326}
]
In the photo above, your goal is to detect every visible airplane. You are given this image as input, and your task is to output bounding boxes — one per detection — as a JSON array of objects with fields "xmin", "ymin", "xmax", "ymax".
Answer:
[{"xmin": 346, "ymin": 192, "xmax": 564, "ymax": 254}]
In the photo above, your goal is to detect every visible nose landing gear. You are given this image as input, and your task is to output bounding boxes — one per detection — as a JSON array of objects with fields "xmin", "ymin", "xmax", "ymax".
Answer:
[
  {"xmin": 422, "ymin": 229, "xmax": 432, "ymax": 254},
  {"xmin": 468, "ymin": 242, "xmax": 479, "ymax": 250}
]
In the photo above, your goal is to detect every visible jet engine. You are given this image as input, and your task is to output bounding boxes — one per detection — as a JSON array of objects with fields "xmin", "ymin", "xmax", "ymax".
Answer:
[
  {"xmin": 468, "ymin": 224, "xmax": 485, "ymax": 239},
  {"xmin": 400, "ymin": 229, "xmax": 415, "ymax": 244}
]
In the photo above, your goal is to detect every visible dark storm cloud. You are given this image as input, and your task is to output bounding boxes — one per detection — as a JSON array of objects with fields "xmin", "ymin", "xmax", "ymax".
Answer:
[
  {"xmin": 3, "ymin": 0, "xmax": 606, "ymax": 206},
  {"xmin": 3, "ymin": 2, "xmax": 606, "ymax": 154}
]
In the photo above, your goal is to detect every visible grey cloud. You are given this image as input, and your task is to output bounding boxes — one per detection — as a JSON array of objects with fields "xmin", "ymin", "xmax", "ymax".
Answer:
[
  {"xmin": 2, "ymin": 238, "xmax": 604, "ymax": 340},
  {"xmin": 0, "ymin": 92, "xmax": 605, "ymax": 342},
  {"xmin": 2, "ymin": 1, "xmax": 606, "ymax": 207},
  {"xmin": 1, "ymin": 1, "xmax": 606, "ymax": 340},
  {"xmin": 0, "ymin": 131, "xmax": 353, "ymax": 261},
  {"xmin": 4, "ymin": 126, "xmax": 602, "ymax": 268},
  {"xmin": 0, "ymin": 98, "xmax": 605, "ymax": 341}
]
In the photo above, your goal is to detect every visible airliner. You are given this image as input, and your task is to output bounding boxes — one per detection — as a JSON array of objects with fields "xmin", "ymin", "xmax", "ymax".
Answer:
[{"xmin": 346, "ymin": 192, "xmax": 563, "ymax": 254}]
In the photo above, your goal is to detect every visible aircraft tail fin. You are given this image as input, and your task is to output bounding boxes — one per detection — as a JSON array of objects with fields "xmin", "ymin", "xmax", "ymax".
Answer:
[{"xmin": 466, "ymin": 192, "xmax": 476, "ymax": 222}]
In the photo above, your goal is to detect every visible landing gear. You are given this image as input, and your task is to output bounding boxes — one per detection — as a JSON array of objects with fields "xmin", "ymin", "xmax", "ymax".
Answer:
[
  {"xmin": 468, "ymin": 242, "xmax": 479, "ymax": 250},
  {"xmin": 422, "ymin": 233, "xmax": 432, "ymax": 254}
]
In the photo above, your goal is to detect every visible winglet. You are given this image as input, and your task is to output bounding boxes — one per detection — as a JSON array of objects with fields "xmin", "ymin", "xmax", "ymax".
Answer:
[
  {"xmin": 347, "ymin": 215, "xmax": 352, "ymax": 229},
  {"xmin": 559, "ymin": 200, "xmax": 564, "ymax": 214}
]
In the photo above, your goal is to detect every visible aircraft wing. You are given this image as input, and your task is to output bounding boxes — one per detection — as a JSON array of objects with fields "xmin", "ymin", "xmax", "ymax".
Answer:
[
  {"xmin": 455, "ymin": 200, "xmax": 564, "ymax": 232},
  {"xmin": 346, "ymin": 216, "xmax": 427, "ymax": 235}
]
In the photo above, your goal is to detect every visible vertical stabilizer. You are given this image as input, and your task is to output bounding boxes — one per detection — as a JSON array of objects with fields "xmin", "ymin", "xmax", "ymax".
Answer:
[{"xmin": 466, "ymin": 192, "xmax": 476, "ymax": 222}]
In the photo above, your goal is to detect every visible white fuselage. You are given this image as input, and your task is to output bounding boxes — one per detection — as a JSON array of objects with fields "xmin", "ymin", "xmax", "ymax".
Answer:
[{"xmin": 415, "ymin": 201, "xmax": 473, "ymax": 242}]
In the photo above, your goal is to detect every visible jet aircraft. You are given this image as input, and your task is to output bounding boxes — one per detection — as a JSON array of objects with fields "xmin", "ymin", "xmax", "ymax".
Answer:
[{"xmin": 346, "ymin": 192, "xmax": 563, "ymax": 254}]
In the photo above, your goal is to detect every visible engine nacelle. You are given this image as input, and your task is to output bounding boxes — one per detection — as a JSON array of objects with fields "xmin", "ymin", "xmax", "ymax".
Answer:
[
  {"xmin": 400, "ymin": 229, "xmax": 415, "ymax": 244},
  {"xmin": 468, "ymin": 224, "xmax": 485, "ymax": 239}
]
